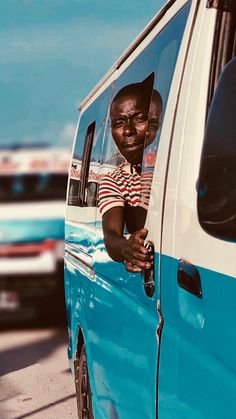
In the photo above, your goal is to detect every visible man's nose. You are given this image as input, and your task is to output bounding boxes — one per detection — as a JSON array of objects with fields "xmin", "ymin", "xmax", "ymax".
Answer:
[{"xmin": 122, "ymin": 120, "xmax": 136, "ymax": 136}]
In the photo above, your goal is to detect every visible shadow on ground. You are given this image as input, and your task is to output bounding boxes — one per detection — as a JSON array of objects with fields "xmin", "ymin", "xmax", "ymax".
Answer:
[{"xmin": 0, "ymin": 326, "xmax": 68, "ymax": 377}]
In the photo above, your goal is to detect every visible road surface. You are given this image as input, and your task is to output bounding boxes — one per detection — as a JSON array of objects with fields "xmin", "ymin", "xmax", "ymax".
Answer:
[{"xmin": 0, "ymin": 326, "xmax": 78, "ymax": 419}]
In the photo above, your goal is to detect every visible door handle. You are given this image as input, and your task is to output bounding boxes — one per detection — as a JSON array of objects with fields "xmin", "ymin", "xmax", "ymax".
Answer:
[
  {"xmin": 142, "ymin": 241, "xmax": 155, "ymax": 298},
  {"xmin": 177, "ymin": 259, "xmax": 202, "ymax": 298},
  {"xmin": 65, "ymin": 243, "xmax": 94, "ymax": 279}
]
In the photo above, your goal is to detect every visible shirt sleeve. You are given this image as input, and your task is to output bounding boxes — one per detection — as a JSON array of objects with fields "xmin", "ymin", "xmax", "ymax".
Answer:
[{"xmin": 98, "ymin": 172, "xmax": 124, "ymax": 216}]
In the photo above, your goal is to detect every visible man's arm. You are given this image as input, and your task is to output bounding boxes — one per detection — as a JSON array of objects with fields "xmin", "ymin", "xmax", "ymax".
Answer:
[{"xmin": 102, "ymin": 207, "xmax": 153, "ymax": 272}]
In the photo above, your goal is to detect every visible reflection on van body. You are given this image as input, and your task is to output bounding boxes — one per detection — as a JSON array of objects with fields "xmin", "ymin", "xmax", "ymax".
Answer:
[{"xmin": 65, "ymin": 1, "xmax": 236, "ymax": 418}]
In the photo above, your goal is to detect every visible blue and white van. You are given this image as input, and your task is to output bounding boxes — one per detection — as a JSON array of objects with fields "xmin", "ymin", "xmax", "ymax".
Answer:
[
  {"xmin": 0, "ymin": 146, "xmax": 69, "ymax": 322},
  {"xmin": 64, "ymin": 0, "xmax": 236, "ymax": 417}
]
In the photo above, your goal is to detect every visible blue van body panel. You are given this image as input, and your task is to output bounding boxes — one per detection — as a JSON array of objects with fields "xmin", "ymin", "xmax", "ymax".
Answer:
[
  {"xmin": 65, "ymin": 222, "xmax": 160, "ymax": 418},
  {"xmin": 158, "ymin": 254, "xmax": 236, "ymax": 419},
  {"xmin": 0, "ymin": 219, "xmax": 64, "ymax": 244},
  {"xmin": 65, "ymin": 230, "xmax": 236, "ymax": 418}
]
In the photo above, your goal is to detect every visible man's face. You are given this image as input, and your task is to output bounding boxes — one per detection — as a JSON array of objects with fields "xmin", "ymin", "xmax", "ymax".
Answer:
[
  {"xmin": 110, "ymin": 93, "xmax": 149, "ymax": 165},
  {"xmin": 145, "ymin": 99, "xmax": 161, "ymax": 148},
  {"xmin": 110, "ymin": 92, "xmax": 160, "ymax": 165}
]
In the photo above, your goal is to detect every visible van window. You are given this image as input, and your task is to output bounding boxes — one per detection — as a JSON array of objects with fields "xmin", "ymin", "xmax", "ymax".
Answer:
[
  {"xmin": 68, "ymin": 122, "xmax": 96, "ymax": 207},
  {"xmin": 78, "ymin": 121, "xmax": 96, "ymax": 206},
  {"xmin": 98, "ymin": 1, "xmax": 191, "ymax": 231},
  {"xmin": 139, "ymin": 1, "xmax": 191, "ymax": 215},
  {"xmin": 197, "ymin": 57, "xmax": 236, "ymax": 241},
  {"xmin": 68, "ymin": 88, "xmax": 112, "ymax": 209}
]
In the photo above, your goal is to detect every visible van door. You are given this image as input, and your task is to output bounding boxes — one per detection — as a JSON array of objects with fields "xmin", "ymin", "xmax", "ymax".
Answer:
[
  {"xmin": 159, "ymin": 3, "xmax": 236, "ymax": 419},
  {"xmin": 86, "ymin": 2, "xmax": 194, "ymax": 417},
  {"xmin": 65, "ymin": 87, "xmax": 112, "ymax": 363}
]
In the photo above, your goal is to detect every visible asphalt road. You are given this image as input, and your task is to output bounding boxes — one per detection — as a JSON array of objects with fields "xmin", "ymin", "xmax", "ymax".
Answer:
[{"xmin": 0, "ymin": 325, "xmax": 78, "ymax": 419}]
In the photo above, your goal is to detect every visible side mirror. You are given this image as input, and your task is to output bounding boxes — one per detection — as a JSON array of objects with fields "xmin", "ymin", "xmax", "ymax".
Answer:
[{"xmin": 197, "ymin": 57, "xmax": 236, "ymax": 242}]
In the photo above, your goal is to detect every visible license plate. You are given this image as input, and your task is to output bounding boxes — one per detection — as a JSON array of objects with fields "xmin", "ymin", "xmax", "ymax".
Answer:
[{"xmin": 0, "ymin": 291, "xmax": 19, "ymax": 310}]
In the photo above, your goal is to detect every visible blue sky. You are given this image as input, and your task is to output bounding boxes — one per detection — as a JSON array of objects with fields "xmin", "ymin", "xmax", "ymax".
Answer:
[{"xmin": 0, "ymin": 0, "xmax": 166, "ymax": 149}]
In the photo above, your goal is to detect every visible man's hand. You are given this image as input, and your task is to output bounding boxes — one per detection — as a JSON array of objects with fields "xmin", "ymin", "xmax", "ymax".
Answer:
[
  {"xmin": 102, "ymin": 208, "xmax": 153, "ymax": 272},
  {"xmin": 123, "ymin": 228, "xmax": 153, "ymax": 273}
]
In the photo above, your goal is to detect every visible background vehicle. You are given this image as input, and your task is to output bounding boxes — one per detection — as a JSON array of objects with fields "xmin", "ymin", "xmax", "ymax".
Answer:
[
  {"xmin": 0, "ymin": 145, "xmax": 70, "ymax": 323},
  {"xmin": 65, "ymin": 0, "xmax": 236, "ymax": 417}
]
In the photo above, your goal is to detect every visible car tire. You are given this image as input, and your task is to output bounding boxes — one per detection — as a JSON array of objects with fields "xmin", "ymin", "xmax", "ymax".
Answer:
[{"xmin": 75, "ymin": 344, "xmax": 94, "ymax": 419}]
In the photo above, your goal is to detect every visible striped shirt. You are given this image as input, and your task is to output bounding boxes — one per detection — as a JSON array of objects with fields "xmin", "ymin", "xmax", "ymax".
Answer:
[{"xmin": 98, "ymin": 163, "xmax": 152, "ymax": 216}]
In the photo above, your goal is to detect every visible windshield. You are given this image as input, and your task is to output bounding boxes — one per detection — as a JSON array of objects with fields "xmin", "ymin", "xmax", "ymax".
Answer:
[{"xmin": 0, "ymin": 173, "xmax": 68, "ymax": 202}]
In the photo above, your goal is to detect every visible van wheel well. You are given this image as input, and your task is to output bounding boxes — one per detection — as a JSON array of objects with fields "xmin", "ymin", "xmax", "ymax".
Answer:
[
  {"xmin": 74, "ymin": 329, "xmax": 84, "ymax": 395},
  {"xmin": 74, "ymin": 329, "xmax": 84, "ymax": 386},
  {"xmin": 74, "ymin": 331, "xmax": 94, "ymax": 418},
  {"xmin": 76, "ymin": 329, "xmax": 84, "ymax": 360}
]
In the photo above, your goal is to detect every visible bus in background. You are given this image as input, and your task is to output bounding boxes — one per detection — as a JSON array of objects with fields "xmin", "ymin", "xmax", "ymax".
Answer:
[{"xmin": 0, "ymin": 145, "xmax": 70, "ymax": 323}]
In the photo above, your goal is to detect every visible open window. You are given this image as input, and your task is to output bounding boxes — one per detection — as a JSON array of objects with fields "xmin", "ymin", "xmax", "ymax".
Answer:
[
  {"xmin": 67, "ymin": 87, "xmax": 111, "ymax": 213},
  {"xmin": 98, "ymin": 1, "xmax": 191, "ymax": 234},
  {"xmin": 68, "ymin": 122, "xmax": 96, "ymax": 207}
]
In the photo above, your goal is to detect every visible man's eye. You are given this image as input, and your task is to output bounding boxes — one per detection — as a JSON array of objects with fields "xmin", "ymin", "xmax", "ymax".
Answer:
[
  {"xmin": 133, "ymin": 115, "xmax": 147, "ymax": 123},
  {"xmin": 112, "ymin": 120, "xmax": 124, "ymax": 128},
  {"xmin": 148, "ymin": 118, "xmax": 159, "ymax": 129}
]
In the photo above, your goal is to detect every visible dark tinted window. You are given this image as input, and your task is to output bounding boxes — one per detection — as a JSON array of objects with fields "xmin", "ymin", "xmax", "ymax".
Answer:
[
  {"xmin": 197, "ymin": 57, "xmax": 236, "ymax": 241},
  {"xmin": 0, "ymin": 173, "xmax": 68, "ymax": 202}
]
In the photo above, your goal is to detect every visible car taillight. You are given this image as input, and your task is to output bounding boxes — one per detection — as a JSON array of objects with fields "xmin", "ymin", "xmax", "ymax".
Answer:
[{"xmin": 0, "ymin": 240, "xmax": 56, "ymax": 257}]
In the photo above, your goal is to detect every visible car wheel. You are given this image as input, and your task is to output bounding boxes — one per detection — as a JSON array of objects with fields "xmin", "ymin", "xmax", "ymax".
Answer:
[{"xmin": 75, "ymin": 344, "xmax": 94, "ymax": 419}]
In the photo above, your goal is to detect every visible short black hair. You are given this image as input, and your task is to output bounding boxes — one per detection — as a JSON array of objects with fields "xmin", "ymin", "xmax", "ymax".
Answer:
[{"xmin": 111, "ymin": 75, "xmax": 162, "ymax": 114}]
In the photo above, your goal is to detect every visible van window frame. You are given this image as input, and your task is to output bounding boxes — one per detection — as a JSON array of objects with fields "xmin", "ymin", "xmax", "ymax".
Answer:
[{"xmin": 78, "ymin": 121, "xmax": 96, "ymax": 206}]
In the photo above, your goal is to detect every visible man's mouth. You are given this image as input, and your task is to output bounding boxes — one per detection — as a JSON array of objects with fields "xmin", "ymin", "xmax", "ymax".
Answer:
[{"xmin": 121, "ymin": 142, "xmax": 143, "ymax": 150}]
